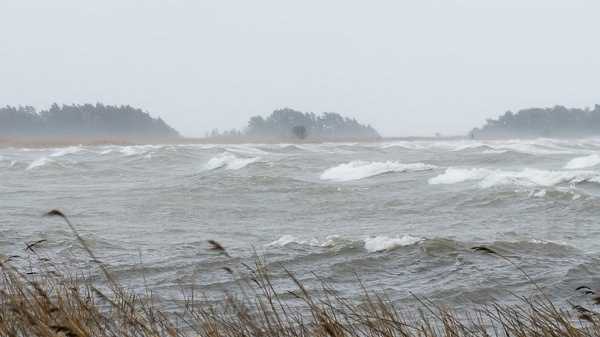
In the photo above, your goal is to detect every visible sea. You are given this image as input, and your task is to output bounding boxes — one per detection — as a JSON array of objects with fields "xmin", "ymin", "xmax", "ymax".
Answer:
[{"xmin": 2, "ymin": 138, "xmax": 600, "ymax": 313}]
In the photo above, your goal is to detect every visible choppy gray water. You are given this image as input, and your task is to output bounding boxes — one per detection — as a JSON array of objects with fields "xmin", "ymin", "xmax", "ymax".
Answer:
[{"xmin": 3, "ymin": 139, "xmax": 600, "ymax": 311}]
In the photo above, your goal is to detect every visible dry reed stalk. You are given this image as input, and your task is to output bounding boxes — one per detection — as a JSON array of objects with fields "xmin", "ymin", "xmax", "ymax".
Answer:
[{"xmin": 2, "ymin": 212, "xmax": 600, "ymax": 336}]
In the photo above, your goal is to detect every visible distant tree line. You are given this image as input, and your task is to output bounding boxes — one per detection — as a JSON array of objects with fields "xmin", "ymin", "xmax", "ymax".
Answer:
[
  {"xmin": 471, "ymin": 105, "xmax": 600, "ymax": 138},
  {"xmin": 0, "ymin": 103, "xmax": 179, "ymax": 139},
  {"xmin": 209, "ymin": 108, "xmax": 379, "ymax": 139}
]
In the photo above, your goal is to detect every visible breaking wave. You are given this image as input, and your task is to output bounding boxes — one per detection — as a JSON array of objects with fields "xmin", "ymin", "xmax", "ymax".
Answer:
[
  {"xmin": 363, "ymin": 235, "xmax": 423, "ymax": 253},
  {"xmin": 204, "ymin": 153, "xmax": 260, "ymax": 170},
  {"xmin": 429, "ymin": 167, "xmax": 600, "ymax": 188},
  {"xmin": 266, "ymin": 234, "xmax": 422, "ymax": 252},
  {"xmin": 26, "ymin": 157, "xmax": 53, "ymax": 170},
  {"xmin": 565, "ymin": 154, "xmax": 600, "ymax": 169},
  {"xmin": 266, "ymin": 235, "xmax": 347, "ymax": 248},
  {"xmin": 48, "ymin": 146, "xmax": 83, "ymax": 157},
  {"xmin": 118, "ymin": 146, "xmax": 149, "ymax": 156},
  {"xmin": 320, "ymin": 160, "xmax": 436, "ymax": 181}
]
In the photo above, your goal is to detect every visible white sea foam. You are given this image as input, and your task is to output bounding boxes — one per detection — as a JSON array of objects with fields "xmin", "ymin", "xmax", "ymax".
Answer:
[
  {"xmin": 118, "ymin": 146, "xmax": 145, "ymax": 156},
  {"xmin": 320, "ymin": 235, "xmax": 347, "ymax": 247},
  {"xmin": 266, "ymin": 234, "xmax": 347, "ymax": 248},
  {"xmin": 430, "ymin": 167, "xmax": 600, "ymax": 188},
  {"xmin": 204, "ymin": 153, "xmax": 260, "ymax": 170},
  {"xmin": 428, "ymin": 168, "xmax": 489, "ymax": 185},
  {"xmin": 320, "ymin": 161, "xmax": 436, "ymax": 181},
  {"xmin": 49, "ymin": 146, "xmax": 82, "ymax": 157},
  {"xmin": 483, "ymin": 150, "xmax": 508, "ymax": 154},
  {"xmin": 565, "ymin": 154, "xmax": 600, "ymax": 169},
  {"xmin": 364, "ymin": 235, "xmax": 422, "ymax": 253},
  {"xmin": 266, "ymin": 235, "xmax": 318, "ymax": 247},
  {"xmin": 530, "ymin": 189, "xmax": 547, "ymax": 198},
  {"xmin": 26, "ymin": 157, "xmax": 53, "ymax": 170}
]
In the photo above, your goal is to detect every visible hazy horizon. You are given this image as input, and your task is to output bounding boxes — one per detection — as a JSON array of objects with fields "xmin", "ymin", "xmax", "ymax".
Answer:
[{"xmin": 1, "ymin": 1, "xmax": 599, "ymax": 137}]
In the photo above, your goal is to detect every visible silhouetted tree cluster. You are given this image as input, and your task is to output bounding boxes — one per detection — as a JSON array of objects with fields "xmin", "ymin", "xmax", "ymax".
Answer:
[
  {"xmin": 471, "ymin": 105, "xmax": 600, "ymax": 138},
  {"xmin": 245, "ymin": 108, "xmax": 379, "ymax": 139},
  {"xmin": 0, "ymin": 103, "xmax": 179, "ymax": 139},
  {"xmin": 207, "ymin": 128, "xmax": 244, "ymax": 138}
]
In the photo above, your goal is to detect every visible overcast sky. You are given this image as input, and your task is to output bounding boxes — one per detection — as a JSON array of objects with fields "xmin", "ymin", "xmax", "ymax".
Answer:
[{"xmin": 1, "ymin": 1, "xmax": 599, "ymax": 137}]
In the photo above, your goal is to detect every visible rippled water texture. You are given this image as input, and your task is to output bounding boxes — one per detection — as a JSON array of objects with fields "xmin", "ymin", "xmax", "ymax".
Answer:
[{"xmin": 3, "ymin": 138, "xmax": 600, "ymax": 310}]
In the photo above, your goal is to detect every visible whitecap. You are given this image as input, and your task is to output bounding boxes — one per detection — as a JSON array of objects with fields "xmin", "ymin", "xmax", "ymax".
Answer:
[
  {"xmin": 364, "ymin": 235, "xmax": 422, "ymax": 253},
  {"xmin": 528, "ymin": 239, "xmax": 573, "ymax": 248},
  {"xmin": 49, "ymin": 146, "xmax": 82, "ymax": 157},
  {"xmin": 530, "ymin": 189, "xmax": 547, "ymax": 198},
  {"xmin": 266, "ymin": 234, "xmax": 347, "ymax": 248},
  {"xmin": 204, "ymin": 153, "xmax": 260, "ymax": 170},
  {"xmin": 320, "ymin": 235, "xmax": 347, "ymax": 247},
  {"xmin": 26, "ymin": 157, "xmax": 53, "ymax": 170},
  {"xmin": 565, "ymin": 154, "xmax": 600, "ymax": 169},
  {"xmin": 320, "ymin": 160, "xmax": 436, "ymax": 182},
  {"xmin": 428, "ymin": 168, "xmax": 490, "ymax": 185},
  {"xmin": 224, "ymin": 145, "xmax": 270, "ymax": 156},
  {"xmin": 266, "ymin": 235, "xmax": 316, "ymax": 247},
  {"xmin": 118, "ymin": 146, "xmax": 145, "ymax": 156},
  {"xmin": 483, "ymin": 150, "xmax": 508, "ymax": 154},
  {"xmin": 430, "ymin": 167, "xmax": 599, "ymax": 188}
]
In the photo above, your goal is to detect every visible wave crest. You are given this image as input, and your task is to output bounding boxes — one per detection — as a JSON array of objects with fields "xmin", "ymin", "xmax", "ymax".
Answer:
[
  {"xmin": 26, "ymin": 157, "xmax": 53, "ymax": 170},
  {"xmin": 204, "ymin": 153, "xmax": 260, "ymax": 170},
  {"xmin": 364, "ymin": 235, "xmax": 423, "ymax": 253},
  {"xmin": 320, "ymin": 160, "xmax": 436, "ymax": 181},
  {"xmin": 565, "ymin": 154, "xmax": 600, "ymax": 169},
  {"xmin": 266, "ymin": 235, "xmax": 347, "ymax": 248},
  {"xmin": 429, "ymin": 167, "xmax": 600, "ymax": 188}
]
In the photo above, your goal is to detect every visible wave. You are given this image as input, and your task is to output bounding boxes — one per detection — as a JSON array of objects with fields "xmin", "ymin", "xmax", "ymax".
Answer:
[
  {"xmin": 363, "ymin": 235, "xmax": 423, "ymax": 253},
  {"xmin": 48, "ymin": 146, "xmax": 83, "ymax": 158},
  {"xmin": 320, "ymin": 160, "xmax": 436, "ymax": 182},
  {"xmin": 26, "ymin": 157, "xmax": 53, "ymax": 170},
  {"xmin": 204, "ymin": 153, "xmax": 260, "ymax": 170},
  {"xmin": 224, "ymin": 145, "xmax": 271, "ymax": 156},
  {"xmin": 429, "ymin": 167, "xmax": 600, "ymax": 188},
  {"xmin": 118, "ymin": 146, "xmax": 150, "ymax": 156},
  {"xmin": 266, "ymin": 234, "xmax": 422, "ymax": 252},
  {"xmin": 565, "ymin": 154, "xmax": 600, "ymax": 169},
  {"xmin": 266, "ymin": 235, "xmax": 349, "ymax": 248},
  {"xmin": 266, "ymin": 235, "xmax": 317, "ymax": 247},
  {"xmin": 380, "ymin": 139, "xmax": 600, "ymax": 156}
]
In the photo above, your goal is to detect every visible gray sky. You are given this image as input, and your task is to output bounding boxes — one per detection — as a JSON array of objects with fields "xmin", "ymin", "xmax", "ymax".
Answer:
[{"xmin": 1, "ymin": 1, "xmax": 599, "ymax": 137}]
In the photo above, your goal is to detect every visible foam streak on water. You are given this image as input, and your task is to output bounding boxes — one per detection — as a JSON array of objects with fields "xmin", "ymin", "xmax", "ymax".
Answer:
[{"xmin": 3, "ymin": 138, "xmax": 600, "ymax": 311}]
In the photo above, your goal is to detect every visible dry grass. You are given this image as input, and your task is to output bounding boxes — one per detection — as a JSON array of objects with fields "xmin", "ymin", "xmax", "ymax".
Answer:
[{"xmin": 2, "ymin": 211, "xmax": 600, "ymax": 336}]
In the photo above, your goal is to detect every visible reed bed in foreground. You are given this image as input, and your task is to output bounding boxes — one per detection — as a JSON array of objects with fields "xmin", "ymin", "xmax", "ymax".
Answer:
[{"xmin": 1, "ymin": 211, "xmax": 600, "ymax": 336}]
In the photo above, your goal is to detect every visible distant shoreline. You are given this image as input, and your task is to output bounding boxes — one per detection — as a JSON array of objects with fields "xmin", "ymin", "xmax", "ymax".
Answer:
[
  {"xmin": 0, "ymin": 136, "xmax": 470, "ymax": 149},
  {"xmin": 6, "ymin": 134, "xmax": 600, "ymax": 149}
]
